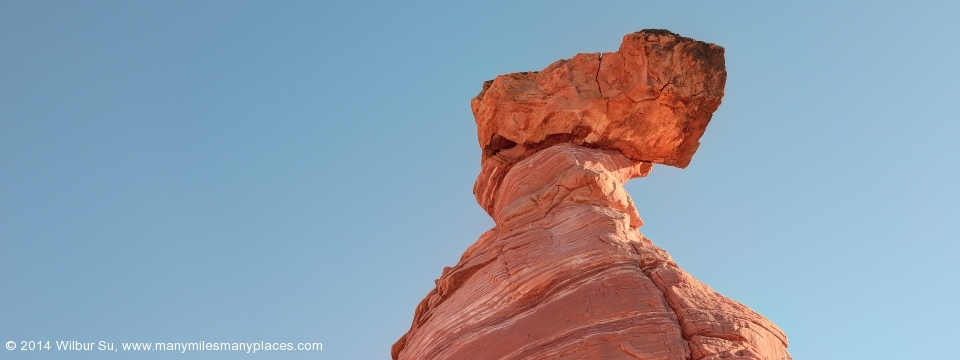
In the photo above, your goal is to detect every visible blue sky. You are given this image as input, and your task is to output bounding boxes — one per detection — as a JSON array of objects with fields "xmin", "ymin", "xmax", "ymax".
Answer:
[{"xmin": 2, "ymin": 1, "xmax": 958, "ymax": 359}]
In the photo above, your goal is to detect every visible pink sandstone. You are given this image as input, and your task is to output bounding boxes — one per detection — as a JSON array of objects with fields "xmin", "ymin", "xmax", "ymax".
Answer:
[{"xmin": 394, "ymin": 30, "xmax": 790, "ymax": 360}]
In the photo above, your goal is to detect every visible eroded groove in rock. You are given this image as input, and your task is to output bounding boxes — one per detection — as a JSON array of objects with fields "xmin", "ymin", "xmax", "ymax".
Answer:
[{"xmin": 394, "ymin": 30, "xmax": 790, "ymax": 360}]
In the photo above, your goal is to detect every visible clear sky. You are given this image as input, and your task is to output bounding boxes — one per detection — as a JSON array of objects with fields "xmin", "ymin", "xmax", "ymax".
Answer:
[{"xmin": 2, "ymin": 1, "xmax": 958, "ymax": 359}]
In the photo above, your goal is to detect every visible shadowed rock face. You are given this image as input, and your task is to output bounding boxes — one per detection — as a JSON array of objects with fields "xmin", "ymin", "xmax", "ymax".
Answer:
[{"xmin": 394, "ymin": 30, "xmax": 790, "ymax": 360}]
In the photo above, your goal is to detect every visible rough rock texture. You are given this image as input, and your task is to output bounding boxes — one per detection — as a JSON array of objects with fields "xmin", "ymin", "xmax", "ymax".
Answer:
[
  {"xmin": 394, "ymin": 30, "xmax": 790, "ymax": 360},
  {"xmin": 473, "ymin": 29, "xmax": 725, "ymax": 168}
]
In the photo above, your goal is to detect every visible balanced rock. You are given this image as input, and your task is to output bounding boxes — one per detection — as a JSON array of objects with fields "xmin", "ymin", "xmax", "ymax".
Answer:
[{"xmin": 394, "ymin": 30, "xmax": 790, "ymax": 360}]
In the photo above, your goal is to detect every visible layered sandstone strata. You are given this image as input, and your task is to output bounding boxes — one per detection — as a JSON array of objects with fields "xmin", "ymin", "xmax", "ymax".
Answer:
[{"xmin": 394, "ymin": 30, "xmax": 790, "ymax": 360}]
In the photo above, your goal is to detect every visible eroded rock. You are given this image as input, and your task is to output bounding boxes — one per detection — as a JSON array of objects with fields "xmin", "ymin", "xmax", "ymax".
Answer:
[
  {"xmin": 472, "ymin": 29, "xmax": 725, "ymax": 168},
  {"xmin": 394, "ymin": 30, "xmax": 790, "ymax": 360}
]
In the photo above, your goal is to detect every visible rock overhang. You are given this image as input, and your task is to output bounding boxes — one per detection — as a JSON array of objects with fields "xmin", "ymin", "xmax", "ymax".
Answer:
[{"xmin": 471, "ymin": 29, "xmax": 726, "ymax": 169}]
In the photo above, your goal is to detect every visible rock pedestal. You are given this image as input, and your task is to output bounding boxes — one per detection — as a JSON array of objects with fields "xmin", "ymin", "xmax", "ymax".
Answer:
[{"xmin": 394, "ymin": 30, "xmax": 790, "ymax": 360}]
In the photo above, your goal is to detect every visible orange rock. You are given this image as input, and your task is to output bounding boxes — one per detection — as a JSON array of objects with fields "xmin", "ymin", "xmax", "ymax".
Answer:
[
  {"xmin": 472, "ymin": 29, "xmax": 725, "ymax": 168},
  {"xmin": 394, "ymin": 30, "xmax": 790, "ymax": 360}
]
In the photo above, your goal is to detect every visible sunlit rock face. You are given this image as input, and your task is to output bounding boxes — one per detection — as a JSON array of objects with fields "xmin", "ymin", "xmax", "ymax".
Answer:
[{"xmin": 394, "ymin": 30, "xmax": 790, "ymax": 360}]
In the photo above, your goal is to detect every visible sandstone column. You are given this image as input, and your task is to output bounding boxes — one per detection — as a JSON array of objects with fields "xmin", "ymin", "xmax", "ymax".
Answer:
[{"xmin": 394, "ymin": 30, "xmax": 790, "ymax": 360}]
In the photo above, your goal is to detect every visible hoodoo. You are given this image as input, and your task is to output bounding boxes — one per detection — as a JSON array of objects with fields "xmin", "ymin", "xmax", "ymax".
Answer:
[{"xmin": 394, "ymin": 30, "xmax": 790, "ymax": 360}]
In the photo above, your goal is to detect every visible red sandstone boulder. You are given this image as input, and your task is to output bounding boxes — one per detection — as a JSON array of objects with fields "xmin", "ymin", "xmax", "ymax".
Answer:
[
  {"xmin": 472, "ymin": 29, "xmax": 726, "ymax": 168},
  {"xmin": 394, "ymin": 30, "xmax": 790, "ymax": 360}
]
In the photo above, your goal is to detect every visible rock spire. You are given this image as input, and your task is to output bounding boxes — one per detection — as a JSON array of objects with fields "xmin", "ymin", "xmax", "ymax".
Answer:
[{"xmin": 394, "ymin": 30, "xmax": 790, "ymax": 360}]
